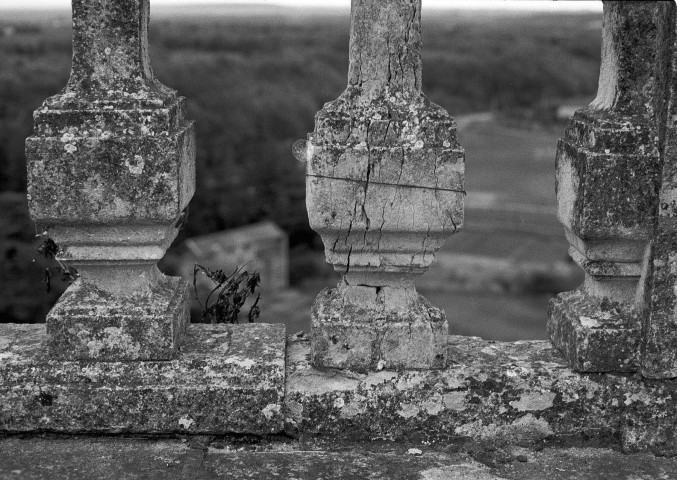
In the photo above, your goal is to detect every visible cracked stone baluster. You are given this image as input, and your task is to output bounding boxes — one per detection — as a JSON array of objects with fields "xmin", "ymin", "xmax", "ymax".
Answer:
[
  {"xmin": 641, "ymin": 4, "xmax": 677, "ymax": 379},
  {"xmin": 548, "ymin": 1, "xmax": 670, "ymax": 373},
  {"xmin": 300, "ymin": 0, "xmax": 464, "ymax": 372},
  {"xmin": 25, "ymin": 0, "xmax": 195, "ymax": 361}
]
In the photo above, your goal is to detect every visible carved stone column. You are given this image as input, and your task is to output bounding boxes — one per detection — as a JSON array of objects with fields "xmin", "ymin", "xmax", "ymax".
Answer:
[
  {"xmin": 548, "ymin": 2, "xmax": 665, "ymax": 372},
  {"xmin": 26, "ymin": 0, "xmax": 195, "ymax": 360},
  {"xmin": 642, "ymin": 3, "xmax": 677, "ymax": 379},
  {"xmin": 302, "ymin": 0, "xmax": 464, "ymax": 372}
]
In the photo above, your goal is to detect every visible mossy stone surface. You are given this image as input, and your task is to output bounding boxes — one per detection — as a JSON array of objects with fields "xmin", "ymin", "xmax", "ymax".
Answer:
[
  {"xmin": 548, "ymin": 289, "xmax": 640, "ymax": 372},
  {"xmin": 0, "ymin": 323, "xmax": 286, "ymax": 435},
  {"xmin": 45, "ymin": 276, "xmax": 189, "ymax": 361},
  {"xmin": 310, "ymin": 287, "xmax": 448, "ymax": 372},
  {"xmin": 287, "ymin": 334, "xmax": 677, "ymax": 456}
]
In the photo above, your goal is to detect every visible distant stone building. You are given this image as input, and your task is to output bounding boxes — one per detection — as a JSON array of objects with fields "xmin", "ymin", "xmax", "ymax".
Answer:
[{"xmin": 182, "ymin": 221, "xmax": 289, "ymax": 292}]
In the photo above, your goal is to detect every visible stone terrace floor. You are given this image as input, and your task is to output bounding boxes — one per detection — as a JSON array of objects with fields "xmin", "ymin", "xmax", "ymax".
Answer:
[{"xmin": 1, "ymin": 436, "xmax": 677, "ymax": 479}]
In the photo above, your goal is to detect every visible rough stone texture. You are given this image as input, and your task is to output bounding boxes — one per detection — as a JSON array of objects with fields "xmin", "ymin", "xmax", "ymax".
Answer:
[
  {"xmin": 286, "ymin": 334, "xmax": 677, "ymax": 456},
  {"xmin": 26, "ymin": 0, "xmax": 195, "ymax": 240},
  {"xmin": 548, "ymin": 290, "xmax": 639, "ymax": 372},
  {"xmin": 0, "ymin": 323, "xmax": 286, "ymax": 434},
  {"xmin": 306, "ymin": 95, "xmax": 464, "ymax": 285},
  {"xmin": 26, "ymin": 120, "xmax": 194, "ymax": 224},
  {"xmin": 642, "ymin": 4, "xmax": 677, "ymax": 378},
  {"xmin": 45, "ymin": 276, "xmax": 189, "ymax": 361},
  {"xmin": 4, "ymin": 437, "xmax": 677, "ymax": 480},
  {"xmin": 549, "ymin": 2, "xmax": 671, "ymax": 373},
  {"xmin": 311, "ymin": 287, "xmax": 447, "ymax": 372},
  {"xmin": 303, "ymin": 0, "xmax": 463, "ymax": 371},
  {"xmin": 25, "ymin": 0, "xmax": 196, "ymax": 360}
]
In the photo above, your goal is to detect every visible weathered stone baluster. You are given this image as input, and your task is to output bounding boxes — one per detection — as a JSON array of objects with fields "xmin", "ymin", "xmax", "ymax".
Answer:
[
  {"xmin": 303, "ymin": 0, "xmax": 464, "ymax": 372},
  {"xmin": 548, "ymin": 2, "xmax": 666, "ymax": 372},
  {"xmin": 642, "ymin": 4, "xmax": 677, "ymax": 378},
  {"xmin": 26, "ymin": 0, "xmax": 195, "ymax": 360}
]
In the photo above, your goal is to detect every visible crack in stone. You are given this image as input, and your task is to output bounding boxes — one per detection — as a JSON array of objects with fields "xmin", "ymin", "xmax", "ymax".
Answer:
[
  {"xmin": 362, "ymin": 149, "xmax": 372, "ymax": 245},
  {"xmin": 306, "ymin": 173, "xmax": 465, "ymax": 195}
]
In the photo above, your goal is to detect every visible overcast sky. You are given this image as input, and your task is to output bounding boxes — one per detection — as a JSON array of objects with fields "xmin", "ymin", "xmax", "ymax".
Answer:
[{"xmin": 0, "ymin": 0, "xmax": 603, "ymax": 12}]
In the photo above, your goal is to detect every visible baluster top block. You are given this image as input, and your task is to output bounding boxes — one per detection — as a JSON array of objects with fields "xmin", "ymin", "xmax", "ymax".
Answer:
[{"xmin": 27, "ymin": 0, "xmax": 195, "ymax": 227}]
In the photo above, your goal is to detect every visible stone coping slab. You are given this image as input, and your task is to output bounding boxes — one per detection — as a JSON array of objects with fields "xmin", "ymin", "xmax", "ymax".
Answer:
[
  {"xmin": 4, "ymin": 324, "xmax": 677, "ymax": 456},
  {"xmin": 0, "ymin": 323, "xmax": 286, "ymax": 435},
  {"xmin": 1, "ymin": 436, "xmax": 677, "ymax": 479},
  {"xmin": 285, "ymin": 334, "xmax": 677, "ymax": 456}
]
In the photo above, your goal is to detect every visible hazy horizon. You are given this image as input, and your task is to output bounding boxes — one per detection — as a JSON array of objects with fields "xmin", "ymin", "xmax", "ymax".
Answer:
[{"xmin": 0, "ymin": 0, "xmax": 603, "ymax": 12}]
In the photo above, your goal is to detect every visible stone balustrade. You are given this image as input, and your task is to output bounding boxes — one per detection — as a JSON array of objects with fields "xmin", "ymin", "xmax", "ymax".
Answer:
[{"xmin": 3, "ymin": 0, "xmax": 677, "ymax": 459}]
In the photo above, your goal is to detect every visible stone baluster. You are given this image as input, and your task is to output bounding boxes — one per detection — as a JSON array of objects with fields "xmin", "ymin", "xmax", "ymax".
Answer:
[
  {"xmin": 26, "ymin": 0, "xmax": 195, "ymax": 360},
  {"xmin": 548, "ymin": 2, "xmax": 667, "ymax": 372},
  {"xmin": 302, "ymin": 0, "xmax": 464, "ymax": 372},
  {"xmin": 641, "ymin": 3, "xmax": 677, "ymax": 378}
]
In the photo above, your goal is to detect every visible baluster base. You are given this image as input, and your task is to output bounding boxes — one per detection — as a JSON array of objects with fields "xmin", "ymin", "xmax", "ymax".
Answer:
[
  {"xmin": 310, "ymin": 285, "xmax": 448, "ymax": 373},
  {"xmin": 46, "ymin": 274, "xmax": 190, "ymax": 361},
  {"xmin": 547, "ymin": 289, "xmax": 640, "ymax": 372}
]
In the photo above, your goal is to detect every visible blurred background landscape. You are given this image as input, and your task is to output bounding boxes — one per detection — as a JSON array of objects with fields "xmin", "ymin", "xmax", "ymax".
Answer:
[{"xmin": 0, "ymin": 3, "xmax": 602, "ymax": 340}]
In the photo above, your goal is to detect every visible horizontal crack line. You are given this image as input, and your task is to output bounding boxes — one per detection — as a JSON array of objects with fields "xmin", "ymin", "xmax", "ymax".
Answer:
[{"xmin": 306, "ymin": 173, "xmax": 466, "ymax": 195}]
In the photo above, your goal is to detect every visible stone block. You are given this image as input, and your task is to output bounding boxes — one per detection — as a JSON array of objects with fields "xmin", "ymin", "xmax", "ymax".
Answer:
[
  {"xmin": 556, "ymin": 126, "xmax": 660, "ymax": 241},
  {"xmin": 547, "ymin": 290, "xmax": 640, "ymax": 372},
  {"xmin": 310, "ymin": 287, "xmax": 448, "ymax": 372},
  {"xmin": 26, "ymin": 120, "xmax": 195, "ymax": 225},
  {"xmin": 309, "ymin": 115, "xmax": 464, "ymax": 191},
  {"xmin": 0, "ymin": 322, "xmax": 286, "ymax": 435},
  {"xmin": 46, "ymin": 276, "xmax": 189, "ymax": 361},
  {"xmin": 287, "ymin": 334, "xmax": 677, "ymax": 456}
]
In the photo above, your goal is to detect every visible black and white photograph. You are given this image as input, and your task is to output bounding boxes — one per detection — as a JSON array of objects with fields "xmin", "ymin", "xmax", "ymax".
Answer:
[{"xmin": 1, "ymin": 0, "xmax": 677, "ymax": 478}]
